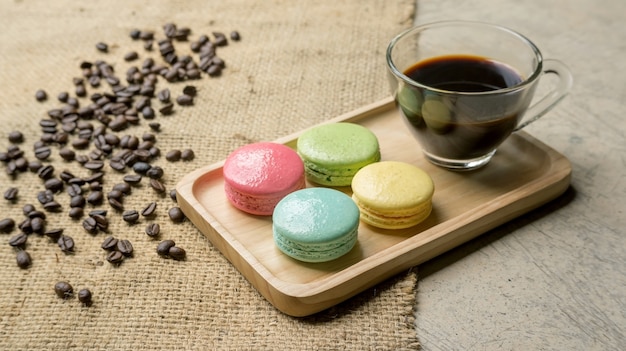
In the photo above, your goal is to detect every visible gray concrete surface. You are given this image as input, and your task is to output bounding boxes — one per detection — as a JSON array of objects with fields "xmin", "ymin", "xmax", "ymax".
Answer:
[{"xmin": 412, "ymin": 0, "xmax": 626, "ymax": 350}]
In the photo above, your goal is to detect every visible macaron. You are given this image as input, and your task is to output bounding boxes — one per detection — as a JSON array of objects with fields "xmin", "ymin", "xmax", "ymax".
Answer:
[
  {"xmin": 351, "ymin": 161, "xmax": 434, "ymax": 229},
  {"xmin": 296, "ymin": 122, "xmax": 380, "ymax": 187},
  {"xmin": 223, "ymin": 142, "xmax": 305, "ymax": 216},
  {"xmin": 272, "ymin": 188, "xmax": 360, "ymax": 263}
]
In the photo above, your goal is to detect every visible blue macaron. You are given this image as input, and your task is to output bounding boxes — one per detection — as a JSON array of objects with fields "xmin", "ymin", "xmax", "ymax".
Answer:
[{"xmin": 272, "ymin": 188, "xmax": 360, "ymax": 263}]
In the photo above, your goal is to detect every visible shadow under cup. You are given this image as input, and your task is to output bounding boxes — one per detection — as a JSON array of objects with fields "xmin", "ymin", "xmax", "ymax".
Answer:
[{"xmin": 386, "ymin": 21, "xmax": 572, "ymax": 170}]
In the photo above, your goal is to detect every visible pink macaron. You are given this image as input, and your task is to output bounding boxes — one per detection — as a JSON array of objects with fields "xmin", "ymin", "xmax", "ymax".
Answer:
[{"xmin": 223, "ymin": 142, "xmax": 306, "ymax": 215}]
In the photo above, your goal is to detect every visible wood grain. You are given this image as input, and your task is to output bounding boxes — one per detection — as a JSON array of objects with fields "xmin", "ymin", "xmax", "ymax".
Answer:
[{"xmin": 176, "ymin": 97, "xmax": 571, "ymax": 316}]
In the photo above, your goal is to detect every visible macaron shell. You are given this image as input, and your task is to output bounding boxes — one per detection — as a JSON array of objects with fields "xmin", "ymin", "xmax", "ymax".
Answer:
[
  {"xmin": 223, "ymin": 142, "xmax": 305, "ymax": 215},
  {"xmin": 272, "ymin": 188, "xmax": 360, "ymax": 262},
  {"xmin": 297, "ymin": 123, "xmax": 380, "ymax": 186},
  {"xmin": 351, "ymin": 161, "xmax": 434, "ymax": 229}
]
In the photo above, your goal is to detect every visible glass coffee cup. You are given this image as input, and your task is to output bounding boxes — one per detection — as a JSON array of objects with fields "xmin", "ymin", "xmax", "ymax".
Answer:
[{"xmin": 386, "ymin": 20, "xmax": 573, "ymax": 170}]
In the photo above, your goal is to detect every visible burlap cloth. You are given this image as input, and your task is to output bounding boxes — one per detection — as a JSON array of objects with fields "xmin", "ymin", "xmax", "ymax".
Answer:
[{"xmin": 0, "ymin": 1, "xmax": 418, "ymax": 349}]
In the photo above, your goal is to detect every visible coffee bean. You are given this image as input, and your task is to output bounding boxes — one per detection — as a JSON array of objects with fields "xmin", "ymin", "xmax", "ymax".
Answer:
[
  {"xmin": 18, "ymin": 218, "xmax": 32, "ymax": 234},
  {"xmin": 89, "ymin": 209, "xmax": 107, "ymax": 218},
  {"xmin": 33, "ymin": 146, "xmax": 51, "ymax": 160},
  {"xmin": 22, "ymin": 204, "xmax": 36, "ymax": 215},
  {"xmin": 181, "ymin": 149, "xmax": 195, "ymax": 161},
  {"xmin": 159, "ymin": 103, "xmax": 174, "ymax": 115},
  {"xmin": 112, "ymin": 182, "xmax": 131, "ymax": 195},
  {"xmin": 123, "ymin": 174, "xmax": 142, "ymax": 185},
  {"xmin": 165, "ymin": 149, "xmax": 181, "ymax": 162},
  {"xmin": 141, "ymin": 202, "xmax": 157, "ymax": 217},
  {"xmin": 16, "ymin": 250, "xmax": 32, "ymax": 269},
  {"xmin": 37, "ymin": 165, "xmax": 54, "ymax": 179},
  {"xmin": 168, "ymin": 246, "xmax": 186, "ymax": 260},
  {"xmin": 84, "ymin": 160, "xmax": 105, "ymax": 171},
  {"xmin": 59, "ymin": 170, "xmax": 75, "ymax": 183},
  {"xmin": 59, "ymin": 148, "xmax": 76, "ymax": 161},
  {"xmin": 148, "ymin": 122, "xmax": 161, "ymax": 131},
  {"xmin": 28, "ymin": 160, "xmax": 43, "ymax": 172},
  {"xmin": 106, "ymin": 250, "xmax": 124, "ymax": 264},
  {"xmin": 145, "ymin": 223, "xmax": 160, "ymax": 237},
  {"xmin": 57, "ymin": 235, "xmax": 75, "ymax": 252},
  {"xmin": 84, "ymin": 172, "xmax": 104, "ymax": 183},
  {"xmin": 141, "ymin": 106, "xmax": 155, "ymax": 119},
  {"xmin": 124, "ymin": 51, "xmax": 139, "ymax": 61},
  {"xmin": 122, "ymin": 210, "xmax": 139, "ymax": 224},
  {"xmin": 156, "ymin": 88, "xmax": 170, "ymax": 102},
  {"xmin": 8, "ymin": 233, "xmax": 28, "ymax": 248},
  {"xmin": 70, "ymin": 195, "xmax": 86, "ymax": 208},
  {"xmin": 37, "ymin": 190, "xmax": 54, "ymax": 204},
  {"xmin": 176, "ymin": 94, "xmax": 193, "ymax": 106},
  {"xmin": 108, "ymin": 198, "xmax": 124, "ymax": 211},
  {"xmin": 44, "ymin": 178, "xmax": 64, "ymax": 193},
  {"xmin": 132, "ymin": 161, "xmax": 151, "ymax": 174},
  {"xmin": 66, "ymin": 183, "xmax": 83, "ymax": 197},
  {"xmin": 150, "ymin": 179, "xmax": 166, "ymax": 194},
  {"xmin": 182, "ymin": 85, "xmax": 197, "ymax": 97},
  {"xmin": 109, "ymin": 158, "xmax": 126, "ymax": 171},
  {"xmin": 44, "ymin": 228, "xmax": 64, "ymax": 240},
  {"xmin": 4, "ymin": 187, "xmax": 18, "ymax": 201},
  {"xmin": 96, "ymin": 42, "xmax": 108, "ymax": 52},
  {"xmin": 0, "ymin": 218, "xmax": 15, "ymax": 233},
  {"xmin": 82, "ymin": 217, "xmax": 98, "ymax": 234},
  {"xmin": 230, "ymin": 31, "xmax": 241, "ymax": 41},
  {"xmin": 92, "ymin": 214, "xmax": 109, "ymax": 231},
  {"xmin": 30, "ymin": 217, "xmax": 45, "ymax": 234},
  {"xmin": 107, "ymin": 189, "xmax": 124, "ymax": 200},
  {"xmin": 146, "ymin": 166, "xmax": 163, "ymax": 179},
  {"xmin": 157, "ymin": 239, "xmax": 175, "ymax": 256},
  {"xmin": 168, "ymin": 207, "xmax": 185, "ymax": 222},
  {"xmin": 8, "ymin": 131, "xmax": 24, "ymax": 143},
  {"xmin": 27, "ymin": 210, "xmax": 46, "ymax": 220},
  {"xmin": 77, "ymin": 288, "xmax": 92, "ymax": 306},
  {"xmin": 35, "ymin": 89, "xmax": 48, "ymax": 102},
  {"xmin": 54, "ymin": 281, "xmax": 73, "ymax": 299},
  {"xmin": 68, "ymin": 207, "xmax": 84, "ymax": 219},
  {"xmin": 86, "ymin": 191, "xmax": 103, "ymax": 205},
  {"xmin": 169, "ymin": 189, "xmax": 177, "ymax": 202},
  {"xmin": 43, "ymin": 201, "xmax": 62, "ymax": 212},
  {"xmin": 117, "ymin": 239, "xmax": 134, "ymax": 256},
  {"xmin": 101, "ymin": 236, "xmax": 118, "ymax": 251}
]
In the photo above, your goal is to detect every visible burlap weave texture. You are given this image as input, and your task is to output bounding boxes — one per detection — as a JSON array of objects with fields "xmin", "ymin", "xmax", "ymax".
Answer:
[{"xmin": 0, "ymin": 0, "xmax": 418, "ymax": 349}]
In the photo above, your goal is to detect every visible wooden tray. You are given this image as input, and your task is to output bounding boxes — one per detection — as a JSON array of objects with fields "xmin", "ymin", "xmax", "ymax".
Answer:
[{"xmin": 176, "ymin": 97, "xmax": 571, "ymax": 317}]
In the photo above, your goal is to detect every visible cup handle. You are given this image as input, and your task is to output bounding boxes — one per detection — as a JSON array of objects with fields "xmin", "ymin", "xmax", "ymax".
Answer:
[{"xmin": 515, "ymin": 59, "xmax": 573, "ymax": 131}]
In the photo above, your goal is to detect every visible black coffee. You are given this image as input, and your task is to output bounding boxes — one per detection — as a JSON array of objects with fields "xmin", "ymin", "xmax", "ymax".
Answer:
[{"xmin": 399, "ymin": 55, "xmax": 529, "ymax": 161}]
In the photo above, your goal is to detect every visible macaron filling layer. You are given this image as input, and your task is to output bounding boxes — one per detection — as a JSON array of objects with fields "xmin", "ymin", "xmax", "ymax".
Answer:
[{"xmin": 272, "ymin": 188, "xmax": 360, "ymax": 262}]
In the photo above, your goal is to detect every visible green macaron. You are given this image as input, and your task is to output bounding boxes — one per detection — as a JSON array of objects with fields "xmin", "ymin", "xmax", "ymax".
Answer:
[
  {"xmin": 296, "ymin": 122, "xmax": 380, "ymax": 186},
  {"xmin": 272, "ymin": 188, "xmax": 360, "ymax": 263}
]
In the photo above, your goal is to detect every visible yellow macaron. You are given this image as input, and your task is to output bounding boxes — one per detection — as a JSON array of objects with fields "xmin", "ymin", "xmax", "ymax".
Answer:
[{"xmin": 351, "ymin": 161, "xmax": 434, "ymax": 229}]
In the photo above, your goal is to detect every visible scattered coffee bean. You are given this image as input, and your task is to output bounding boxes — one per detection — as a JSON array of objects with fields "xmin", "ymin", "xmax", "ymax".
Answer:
[
  {"xmin": 43, "ymin": 201, "xmax": 62, "ymax": 212},
  {"xmin": 108, "ymin": 198, "xmax": 124, "ymax": 211},
  {"xmin": 145, "ymin": 223, "xmax": 160, "ymax": 237},
  {"xmin": 92, "ymin": 213, "xmax": 109, "ymax": 231},
  {"xmin": 59, "ymin": 148, "xmax": 76, "ymax": 161},
  {"xmin": 141, "ymin": 201, "xmax": 157, "ymax": 217},
  {"xmin": 77, "ymin": 288, "xmax": 93, "ymax": 306},
  {"xmin": 96, "ymin": 42, "xmax": 108, "ymax": 52},
  {"xmin": 28, "ymin": 160, "xmax": 43, "ymax": 172},
  {"xmin": 86, "ymin": 191, "xmax": 104, "ymax": 205},
  {"xmin": 112, "ymin": 182, "xmax": 132, "ymax": 195},
  {"xmin": 35, "ymin": 89, "xmax": 48, "ymax": 102},
  {"xmin": 84, "ymin": 160, "xmax": 105, "ymax": 171},
  {"xmin": 44, "ymin": 228, "xmax": 64, "ymax": 240},
  {"xmin": 156, "ymin": 88, "xmax": 170, "ymax": 102},
  {"xmin": 54, "ymin": 281, "xmax": 73, "ymax": 299},
  {"xmin": 4, "ymin": 187, "xmax": 18, "ymax": 202},
  {"xmin": 150, "ymin": 179, "xmax": 166, "ymax": 193},
  {"xmin": 168, "ymin": 206, "xmax": 185, "ymax": 222},
  {"xmin": 57, "ymin": 91, "xmax": 69, "ymax": 102},
  {"xmin": 124, "ymin": 51, "xmax": 139, "ymax": 61},
  {"xmin": 37, "ymin": 190, "xmax": 54, "ymax": 204},
  {"xmin": 122, "ymin": 210, "xmax": 140, "ymax": 224},
  {"xmin": 169, "ymin": 189, "xmax": 177, "ymax": 202},
  {"xmin": 37, "ymin": 165, "xmax": 54, "ymax": 180},
  {"xmin": 9, "ymin": 233, "xmax": 28, "ymax": 248},
  {"xmin": 106, "ymin": 250, "xmax": 124, "ymax": 264},
  {"xmin": 230, "ymin": 31, "xmax": 241, "ymax": 41},
  {"xmin": 157, "ymin": 240, "xmax": 175, "ymax": 256},
  {"xmin": 133, "ymin": 161, "xmax": 151, "ymax": 174},
  {"xmin": 159, "ymin": 103, "xmax": 174, "ymax": 115},
  {"xmin": 58, "ymin": 235, "xmax": 75, "ymax": 252},
  {"xmin": 68, "ymin": 207, "xmax": 84, "ymax": 219},
  {"xmin": 148, "ymin": 122, "xmax": 161, "ymax": 131},
  {"xmin": 0, "ymin": 217, "xmax": 16, "ymax": 233},
  {"xmin": 123, "ymin": 174, "xmax": 142, "ymax": 185},
  {"xmin": 44, "ymin": 178, "xmax": 64, "ymax": 193},
  {"xmin": 30, "ymin": 217, "xmax": 45, "ymax": 233},
  {"xmin": 146, "ymin": 166, "xmax": 163, "ymax": 179},
  {"xmin": 117, "ymin": 239, "xmax": 134, "ymax": 256},
  {"xmin": 34, "ymin": 145, "xmax": 52, "ymax": 160},
  {"xmin": 18, "ymin": 218, "xmax": 32, "ymax": 234},
  {"xmin": 181, "ymin": 149, "xmax": 195, "ymax": 161},
  {"xmin": 82, "ymin": 217, "xmax": 98, "ymax": 234},
  {"xmin": 70, "ymin": 195, "xmax": 86, "ymax": 208},
  {"xmin": 101, "ymin": 236, "xmax": 118, "ymax": 251},
  {"xmin": 168, "ymin": 246, "xmax": 186, "ymax": 260},
  {"xmin": 27, "ymin": 210, "xmax": 46, "ymax": 219},
  {"xmin": 176, "ymin": 94, "xmax": 193, "ymax": 106},
  {"xmin": 107, "ymin": 189, "xmax": 124, "ymax": 200},
  {"xmin": 182, "ymin": 85, "xmax": 197, "ymax": 97},
  {"xmin": 16, "ymin": 250, "xmax": 32, "ymax": 269},
  {"xmin": 8, "ymin": 131, "xmax": 24, "ymax": 143},
  {"xmin": 165, "ymin": 149, "xmax": 181, "ymax": 162},
  {"xmin": 22, "ymin": 204, "xmax": 36, "ymax": 215},
  {"xmin": 89, "ymin": 209, "xmax": 107, "ymax": 218}
]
